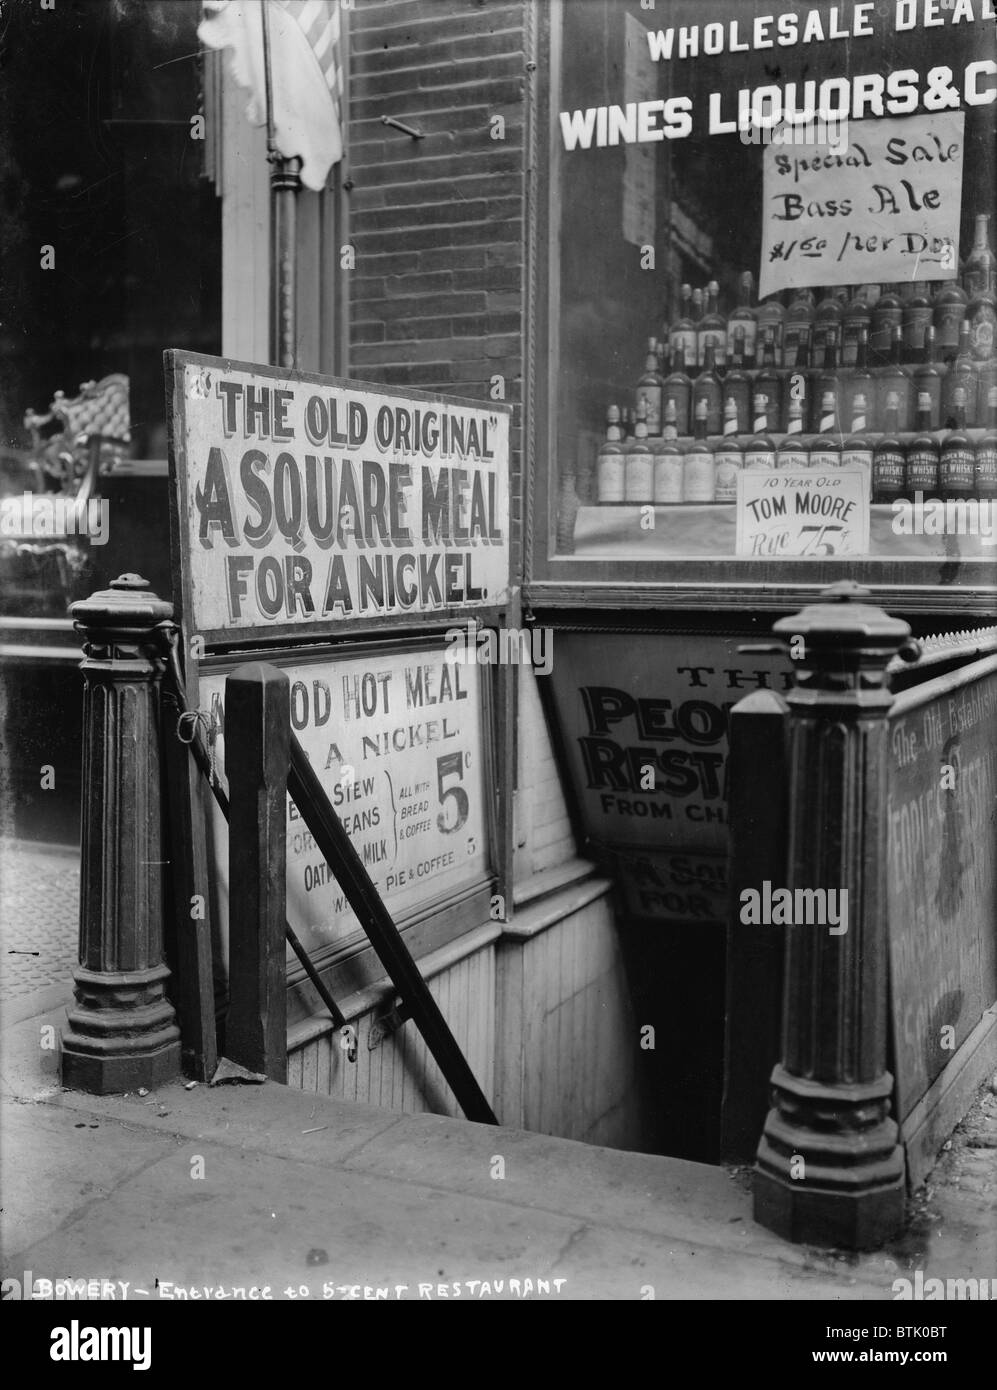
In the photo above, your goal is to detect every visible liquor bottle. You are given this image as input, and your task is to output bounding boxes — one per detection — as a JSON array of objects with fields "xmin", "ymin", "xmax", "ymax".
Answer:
[
  {"xmin": 662, "ymin": 344, "xmax": 692, "ymax": 437},
  {"xmin": 842, "ymin": 286, "xmax": 873, "ymax": 368},
  {"xmin": 683, "ymin": 399, "xmax": 716, "ymax": 503},
  {"xmin": 624, "ymin": 402, "xmax": 654, "ymax": 502},
  {"xmin": 975, "ymin": 386, "xmax": 997, "ymax": 500},
  {"xmin": 755, "ymin": 329, "xmax": 783, "ymax": 433},
  {"xmin": 872, "ymin": 395, "xmax": 907, "ymax": 505},
  {"xmin": 698, "ymin": 281, "xmax": 727, "ymax": 370},
  {"xmin": 871, "ymin": 284, "xmax": 904, "ymax": 361},
  {"xmin": 755, "ymin": 292, "xmax": 785, "ymax": 356},
  {"xmin": 842, "ymin": 393, "xmax": 874, "ymax": 499},
  {"xmin": 787, "ymin": 331, "xmax": 813, "ymax": 436},
  {"xmin": 723, "ymin": 327, "xmax": 752, "ymax": 433},
  {"xmin": 842, "ymin": 327, "xmax": 874, "ymax": 433},
  {"xmin": 693, "ymin": 343, "xmax": 724, "ymax": 436},
  {"xmin": 726, "ymin": 272, "xmax": 758, "ymax": 367},
  {"xmin": 814, "ymin": 285, "xmax": 844, "ymax": 348},
  {"xmin": 941, "ymin": 321, "xmax": 975, "ymax": 429},
  {"xmin": 906, "ymin": 393, "xmax": 940, "ymax": 501},
  {"xmin": 813, "ymin": 328, "xmax": 841, "ymax": 433},
  {"xmin": 691, "ymin": 288, "xmax": 705, "ymax": 367},
  {"xmin": 933, "ymin": 279, "xmax": 968, "ymax": 361},
  {"xmin": 635, "ymin": 337, "xmax": 665, "ymax": 437},
  {"xmin": 776, "ymin": 399, "xmax": 809, "ymax": 470},
  {"xmin": 809, "ymin": 392, "xmax": 842, "ymax": 469},
  {"xmin": 976, "ymin": 349, "xmax": 997, "ymax": 426},
  {"xmin": 875, "ymin": 324, "xmax": 914, "ymax": 433},
  {"xmin": 652, "ymin": 431, "xmax": 684, "ymax": 505},
  {"xmin": 596, "ymin": 405, "xmax": 626, "ymax": 503},
  {"xmin": 939, "ymin": 389, "xmax": 975, "ymax": 502},
  {"xmin": 903, "ymin": 281, "xmax": 933, "ymax": 358},
  {"xmin": 744, "ymin": 394, "xmax": 776, "ymax": 470},
  {"xmin": 913, "ymin": 326, "xmax": 945, "ymax": 429},
  {"xmin": 962, "ymin": 212, "xmax": 997, "ymax": 298},
  {"xmin": 714, "ymin": 398, "xmax": 744, "ymax": 502},
  {"xmin": 662, "ymin": 397, "xmax": 678, "ymax": 439},
  {"xmin": 670, "ymin": 284, "xmax": 697, "ymax": 367},
  {"xmin": 783, "ymin": 287, "xmax": 816, "ymax": 369},
  {"xmin": 968, "ymin": 291, "xmax": 997, "ymax": 363}
]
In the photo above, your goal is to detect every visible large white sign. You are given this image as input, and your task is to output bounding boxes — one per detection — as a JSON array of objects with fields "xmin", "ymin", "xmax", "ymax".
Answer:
[
  {"xmin": 736, "ymin": 469, "xmax": 870, "ymax": 558},
  {"xmin": 199, "ymin": 644, "xmax": 491, "ymax": 963},
  {"xmin": 759, "ymin": 112, "xmax": 964, "ymax": 297},
  {"xmin": 167, "ymin": 353, "xmax": 512, "ymax": 643}
]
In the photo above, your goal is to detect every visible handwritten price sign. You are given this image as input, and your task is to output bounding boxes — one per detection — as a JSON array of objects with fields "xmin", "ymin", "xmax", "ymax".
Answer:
[
  {"xmin": 759, "ymin": 112, "xmax": 964, "ymax": 297},
  {"xmin": 735, "ymin": 469, "xmax": 871, "ymax": 559}
]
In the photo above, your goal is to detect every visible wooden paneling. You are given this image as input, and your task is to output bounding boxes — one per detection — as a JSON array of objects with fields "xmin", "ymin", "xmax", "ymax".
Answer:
[
  {"xmin": 289, "ymin": 942, "xmax": 496, "ymax": 1119},
  {"xmin": 496, "ymin": 879, "xmax": 645, "ymax": 1151}
]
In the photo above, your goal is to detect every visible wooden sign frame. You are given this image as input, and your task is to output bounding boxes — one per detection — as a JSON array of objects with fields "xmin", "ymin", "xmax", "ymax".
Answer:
[{"xmin": 165, "ymin": 350, "xmax": 513, "ymax": 650}]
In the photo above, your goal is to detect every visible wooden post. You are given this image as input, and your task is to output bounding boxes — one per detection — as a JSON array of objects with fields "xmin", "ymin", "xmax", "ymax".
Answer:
[
  {"xmin": 722, "ymin": 688, "xmax": 789, "ymax": 1161},
  {"xmin": 225, "ymin": 663, "xmax": 289, "ymax": 1082},
  {"xmin": 61, "ymin": 575, "xmax": 181, "ymax": 1094},
  {"xmin": 754, "ymin": 581, "xmax": 910, "ymax": 1249}
]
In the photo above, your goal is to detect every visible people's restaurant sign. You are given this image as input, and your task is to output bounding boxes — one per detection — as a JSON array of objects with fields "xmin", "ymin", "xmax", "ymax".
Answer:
[{"xmin": 166, "ymin": 352, "xmax": 512, "ymax": 644}]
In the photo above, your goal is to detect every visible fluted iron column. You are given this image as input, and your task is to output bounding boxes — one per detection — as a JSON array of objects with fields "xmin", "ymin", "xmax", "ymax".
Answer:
[
  {"xmin": 754, "ymin": 581, "xmax": 918, "ymax": 1249},
  {"xmin": 61, "ymin": 574, "xmax": 181, "ymax": 1093}
]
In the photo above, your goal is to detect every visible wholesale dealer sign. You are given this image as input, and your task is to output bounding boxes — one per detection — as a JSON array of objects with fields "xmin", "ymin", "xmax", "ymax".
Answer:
[{"xmin": 166, "ymin": 352, "xmax": 511, "ymax": 644}]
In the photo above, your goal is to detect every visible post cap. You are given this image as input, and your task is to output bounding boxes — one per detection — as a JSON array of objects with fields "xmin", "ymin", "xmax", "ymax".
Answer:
[
  {"xmin": 71, "ymin": 574, "xmax": 173, "ymax": 627},
  {"xmin": 773, "ymin": 581, "xmax": 911, "ymax": 657}
]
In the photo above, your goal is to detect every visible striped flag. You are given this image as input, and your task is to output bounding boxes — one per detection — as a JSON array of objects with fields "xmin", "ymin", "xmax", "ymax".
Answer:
[{"xmin": 199, "ymin": 0, "xmax": 345, "ymax": 191}]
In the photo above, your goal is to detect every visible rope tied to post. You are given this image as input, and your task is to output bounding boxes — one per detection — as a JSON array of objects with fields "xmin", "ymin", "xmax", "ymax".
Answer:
[{"xmin": 176, "ymin": 708, "xmax": 220, "ymax": 787}]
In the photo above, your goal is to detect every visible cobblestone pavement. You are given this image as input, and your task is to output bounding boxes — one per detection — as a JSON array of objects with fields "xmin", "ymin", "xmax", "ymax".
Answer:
[{"xmin": 0, "ymin": 839, "xmax": 79, "ymax": 1005}]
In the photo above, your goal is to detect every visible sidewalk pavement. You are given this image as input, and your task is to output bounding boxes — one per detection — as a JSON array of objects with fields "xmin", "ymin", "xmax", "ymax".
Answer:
[
  {"xmin": 1, "ymin": 979, "xmax": 995, "ymax": 1301},
  {"xmin": 2, "ymin": 839, "xmax": 994, "ymax": 1301}
]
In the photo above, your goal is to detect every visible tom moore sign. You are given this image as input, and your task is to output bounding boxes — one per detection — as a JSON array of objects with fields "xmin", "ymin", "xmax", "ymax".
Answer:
[{"xmin": 166, "ymin": 352, "xmax": 512, "ymax": 644}]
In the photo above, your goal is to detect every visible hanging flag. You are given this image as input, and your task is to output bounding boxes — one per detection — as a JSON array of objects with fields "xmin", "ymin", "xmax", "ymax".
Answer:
[{"xmin": 199, "ymin": 0, "xmax": 344, "ymax": 191}]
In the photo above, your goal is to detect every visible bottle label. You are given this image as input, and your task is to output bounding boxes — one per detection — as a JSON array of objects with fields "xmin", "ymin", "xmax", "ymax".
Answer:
[
  {"xmin": 935, "ymin": 306, "xmax": 965, "ymax": 346},
  {"xmin": 683, "ymin": 450, "xmax": 716, "ymax": 502},
  {"xmin": 670, "ymin": 329, "xmax": 697, "ymax": 362},
  {"xmin": 744, "ymin": 448, "xmax": 775, "ymax": 470},
  {"xmin": 777, "ymin": 445, "xmax": 809, "ymax": 470},
  {"xmin": 842, "ymin": 448, "xmax": 873, "ymax": 496},
  {"xmin": 873, "ymin": 449, "xmax": 906, "ymax": 491},
  {"xmin": 597, "ymin": 453, "xmax": 625, "ymax": 503},
  {"xmin": 903, "ymin": 306, "xmax": 932, "ymax": 352},
  {"xmin": 810, "ymin": 448, "xmax": 841, "ymax": 469},
  {"xmin": 976, "ymin": 443, "xmax": 997, "ymax": 492},
  {"xmin": 624, "ymin": 452, "xmax": 654, "ymax": 502},
  {"xmin": 907, "ymin": 449, "xmax": 939, "ymax": 492},
  {"xmin": 727, "ymin": 322, "xmax": 758, "ymax": 361},
  {"xmin": 971, "ymin": 317, "xmax": 996, "ymax": 358},
  {"xmin": 636, "ymin": 386, "xmax": 662, "ymax": 433},
  {"xmin": 714, "ymin": 455, "xmax": 742, "ymax": 501},
  {"xmin": 941, "ymin": 446, "xmax": 976, "ymax": 491},
  {"xmin": 698, "ymin": 329, "xmax": 726, "ymax": 368},
  {"xmin": 653, "ymin": 457, "xmax": 683, "ymax": 504}
]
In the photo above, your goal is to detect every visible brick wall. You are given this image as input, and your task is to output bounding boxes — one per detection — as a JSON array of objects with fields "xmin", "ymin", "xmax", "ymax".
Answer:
[{"xmin": 347, "ymin": 0, "xmax": 528, "ymax": 570}]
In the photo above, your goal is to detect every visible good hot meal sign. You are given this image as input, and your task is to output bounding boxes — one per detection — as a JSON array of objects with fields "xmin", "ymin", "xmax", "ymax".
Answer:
[{"xmin": 167, "ymin": 353, "xmax": 511, "ymax": 642}]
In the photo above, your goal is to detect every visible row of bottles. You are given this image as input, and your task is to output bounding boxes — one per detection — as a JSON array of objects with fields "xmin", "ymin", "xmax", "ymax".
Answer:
[
  {"xmin": 634, "ymin": 323, "xmax": 997, "ymax": 438},
  {"xmin": 593, "ymin": 387, "xmax": 997, "ymax": 507},
  {"xmin": 655, "ymin": 213, "xmax": 997, "ymax": 376}
]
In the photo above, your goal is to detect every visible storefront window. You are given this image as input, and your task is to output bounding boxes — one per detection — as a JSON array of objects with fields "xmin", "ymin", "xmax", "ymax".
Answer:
[{"xmin": 538, "ymin": 0, "xmax": 997, "ymax": 599}]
